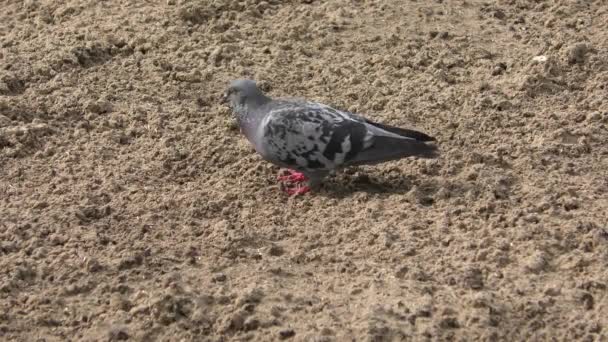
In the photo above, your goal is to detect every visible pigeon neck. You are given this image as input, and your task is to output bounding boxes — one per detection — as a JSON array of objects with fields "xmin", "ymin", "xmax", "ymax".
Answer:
[
  {"xmin": 247, "ymin": 93, "xmax": 271, "ymax": 109},
  {"xmin": 236, "ymin": 99, "xmax": 269, "ymax": 141},
  {"xmin": 237, "ymin": 117, "xmax": 262, "ymax": 144}
]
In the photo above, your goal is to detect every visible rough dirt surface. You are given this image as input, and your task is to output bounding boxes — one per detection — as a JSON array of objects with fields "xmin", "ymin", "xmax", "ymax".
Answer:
[{"xmin": 1, "ymin": 0, "xmax": 608, "ymax": 340}]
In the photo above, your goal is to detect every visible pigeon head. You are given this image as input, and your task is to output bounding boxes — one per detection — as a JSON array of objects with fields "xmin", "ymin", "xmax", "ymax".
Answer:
[{"xmin": 223, "ymin": 79, "xmax": 270, "ymax": 117}]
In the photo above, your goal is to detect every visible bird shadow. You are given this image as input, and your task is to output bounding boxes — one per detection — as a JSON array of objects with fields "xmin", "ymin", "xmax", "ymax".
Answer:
[{"xmin": 318, "ymin": 172, "xmax": 415, "ymax": 199}]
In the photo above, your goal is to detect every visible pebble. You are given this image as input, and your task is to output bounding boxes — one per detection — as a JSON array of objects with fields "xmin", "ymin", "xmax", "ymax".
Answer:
[
  {"xmin": 86, "ymin": 100, "xmax": 113, "ymax": 114},
  {"xmin": 524, "ymin": 251, "xmax": 549, "ymax": 274},
  {"xmin": 212, "ymin": 273, "xmax": 227, "ymax": 282},
  {"xmin": 462, "ymin": 267, "xmax": 484, "ymax": 290},
  {"xmin": 532, "ymin": 55, "xmax": 548, "ymax": 63},
  {"xmin": 567, "ymin": 43, "xmax": 591, "ymax": 64},
  {"xmin": 279, "ymin": 329, "xmax": 296, "ymax": 339}
]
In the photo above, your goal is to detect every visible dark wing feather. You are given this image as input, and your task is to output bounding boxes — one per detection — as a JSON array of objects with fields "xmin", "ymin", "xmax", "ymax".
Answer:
[
  {"xmin": 261, "ymin": 102, "xmax": 368, "ymax": 171},
  {"xmin": 364, "ymin": 119, "xmax": 436, "ymax": 142}
]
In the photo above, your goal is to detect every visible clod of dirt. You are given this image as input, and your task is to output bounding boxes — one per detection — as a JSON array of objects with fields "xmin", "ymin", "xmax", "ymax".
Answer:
[
  {"xmin": 0, "ymin": 133, "xmax": 12, "ymax": 149},
  {"xmin": 279, "ymin": 328, "xmax": 296, "ymax": 339},
  {"xmin": 108, "ymin": 326, "xmax": 130, "ymax": 341},
  {"xmin": 117, "ymin": 254, "xmax": 144, "ymax": 270},
  {"xmin": 575, "ymin": 291, "xmax": 594, "ymax": 310},
  {"xmin": 544, "ymin": 286, "xmax": 561, "ymax": 297},
  {"xmin": 212, "ymin": 273, "xmax": 227, "ymax": 282},
  {"xmin": 492, "ymin": 62, "xmax": 508, "ymax": 76},
  {"xmin": 267, "ymin": 244, "xmax": 285, "ymax": 256},
  {"xmin": 237, "ymin": 287, "xmax": 264, "ymax": 306},
  {"xmin": 177, "ymin": 4, "xmax": 215, "ymax": 24},
  {"xmin": 221, "ymin": 310, "xmax": 247, "ymax": 332},
  {"xmin": 86, "ymin": 258, "xmax": 102, "ymax": 273},
  {"xmin": 175, "ymin": 70, "xmax": 203, "ymax": 83},
  {"xmin": 462, "ymin": 267, "xmax": 484, "ymax": 290},
  {"xmin": 71, "ymin": 43, "xmax": 112, "ymax": 67},
  {"xmin": 532, "ymin": 55, "xmax": 548, "ymax": 64},
  {"xmin": 524, "ymin": 251, "xmax": 549, "ymax": 274},
  {"xmin": 439, "ymin": 317, "xmax": 460, "ymax": 329},
  {"xmin": 76, "ymin": 205, "xmax": 112, "ymax": 222},
  {"xmin": 151, "ymin": 294, "xmax": 194, "ymax": 325},
  {"xmin": 86, "ymin": 100, "xmax": 113, "ymax": 114},
  {"xmin": 110, "ymin": 294, "xmax": 133, "ymax": 312},
  {"xmin": 566, "ymin": 43, "xmax": 592, "ymax": 64},
  {"xmin": 244, "ymin": 316, "xmax": 260, "ymax": 331},
  {"xmin": 493, "ymin": 9, "xmax": 506, "ymax": 20},
  {"xmin": 0, "ymin": 114, "xmax": 10, "ymax": 127}
]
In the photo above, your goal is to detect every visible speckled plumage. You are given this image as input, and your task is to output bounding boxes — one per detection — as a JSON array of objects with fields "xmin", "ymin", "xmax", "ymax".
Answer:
[{"xmin": 223, "ymin": 79, "xmax": 438, "ymax": 189}]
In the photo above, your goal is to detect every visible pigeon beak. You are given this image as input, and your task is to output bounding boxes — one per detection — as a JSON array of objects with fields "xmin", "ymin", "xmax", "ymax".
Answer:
[{"xmin": 220, "ymin": 92, "xmax": 228, "ymax": 104}]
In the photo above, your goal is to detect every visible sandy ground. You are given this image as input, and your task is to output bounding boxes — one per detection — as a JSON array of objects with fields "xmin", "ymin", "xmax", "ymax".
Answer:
[{"xmin": 1, "ymin": 0, "xmax": 608, "ymax": 340}]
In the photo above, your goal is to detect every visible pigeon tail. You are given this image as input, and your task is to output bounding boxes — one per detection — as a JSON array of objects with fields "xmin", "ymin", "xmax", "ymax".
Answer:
[
  {"xmin": 364, "ymin": 119, "xmax": 436, "ymax": 142},
  {"xmin": 348, "ymin": 135, "xmax": 438, "ymax": 166}
]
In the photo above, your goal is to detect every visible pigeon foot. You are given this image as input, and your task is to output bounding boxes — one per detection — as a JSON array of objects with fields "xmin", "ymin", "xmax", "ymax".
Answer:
[
  {"xmin": 278, "ymin": 169, "xmax": 307, "ymax": 183},
  {"xmin": 278, "ymin": 169, "xmax": 310, "ymax": 196}
]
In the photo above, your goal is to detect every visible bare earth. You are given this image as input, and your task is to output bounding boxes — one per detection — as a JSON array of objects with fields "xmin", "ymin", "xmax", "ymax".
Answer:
[{"xmin": 1, "ymin": 0, "xmax": 608, "ymax": 341}]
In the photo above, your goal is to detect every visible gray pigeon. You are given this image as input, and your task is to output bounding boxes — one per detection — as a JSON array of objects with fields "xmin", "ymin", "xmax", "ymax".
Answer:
[{"xmin": 222, "ymin": 79, "xmax": 438, "ymax": 195}]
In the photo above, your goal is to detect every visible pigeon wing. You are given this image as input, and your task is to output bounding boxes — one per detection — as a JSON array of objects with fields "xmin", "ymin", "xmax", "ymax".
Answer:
[{"xmin": 259, "ymin": 102, "xmax": 371, "ymax": 172}]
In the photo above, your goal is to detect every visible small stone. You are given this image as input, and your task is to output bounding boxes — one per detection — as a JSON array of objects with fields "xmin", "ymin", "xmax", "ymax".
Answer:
[
  {"xmin": 86, "ymin": 258, "xmax": 102, "ymax": 272},
  {"xmin": 208, "ymin": 46, "xmax": 223, "ymax": 66},
  {"xmin": 522, "ymin": 214, "xmax": 539, "ymax": 224},
  {"xmin": 267, "ymin": 244, "xmax": 284, "ymax": 256},
  {"xmin": 532, "ymin": 55, "xmax": 547, "ymax": 64},
  {"xmin": 175, "ymin": 70, "xmax": 202, "ymax": 83},
  {"xmin": 493, "ymin": 9, "xmax": 506, "ymax": 20},
  {"xmin": 576, "ymin": 291, "xmax": 594, "ymax": 310},
  {"xmin": 567, "ymin": 43, "xmax": 591, "ymax": 64},
  {"xmin": 0, "ymin": 114, "xmax": 10, "ymax": 127},
  {"xmin": 491, "ymin": 62, "xmax": 507, "ymax": 76},
  {"xmin": 222, "ymin": 311, "xmax": 246, "ymax": 332},
  {"xmin": 395, "ymin": 265, "xmax": 409, "ymax": 279},
  {"xmin": 86, "ymin": 100, "xmax": 112, "ymax": 114},
  {"xmin": 524, "ymin": 251, "xmax": 548, "ymax": 274},
  {"xmin": 212, "ymin": 273, "xmax": 227, "ymax": 282},
  {"xmin": 110, "ymin": 294, "xmax": 132, "ymax": 311},
  {"xmin": 237, "ymin": 287, "xmax": 264, "ymax": 306},
  {"xmin": 129, "ymin": 304, "xmax": 150, "ymax": 316},
  {"xmin": 479, "ymin": 82, "xmax": 491, "ymax": 91},
  {"xmin": 108, "ymin": 326, "xmax": 129, "ymax": 341},
  {"xmin": 117, "ymin": 254, "xmax": 143, "ymax": 270},
  {"xmin": 270, "ymin": 305, "xmax": 285, "ymax": 317},
  {"xmin": 495, "ymin": 100, "xmax": 512, "ymax": 111},
  {"xmin": 462, "ymin": 267, "xmax": 484, "ymax": 290},
  {"xmin": 439, "ymin": 317, "xmax": 460, "ymax": 329},
  {"xmin": 544, "ymin": 286, "xmax": 561, "ymax": 297},
  {"xmin": 279, "ymin": 328, "xmax": 296, "ymax": 339},
  {"xmin": 244, "ymin": 316, "xmax": 260, "ymax": 331},
  {"xmin": 587, "ymin": 112, "xmax": 601, "ymax": 122}
]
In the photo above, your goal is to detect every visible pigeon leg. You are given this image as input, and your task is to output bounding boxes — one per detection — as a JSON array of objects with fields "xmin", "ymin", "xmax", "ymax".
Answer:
[
  {"xmin": 277, "ymin": 170, "xmax": 327, "ymax": 195},
  {"xmin": 285, "ymin": 183, "xmax": 311, "ymax": 196},
  {"xmin": 278, "ymin": 169, "xmax": 310, "ymax": 195},
  {"xmin": 277, "ymin": 169, "xmax": 308, "ymax": 183}
]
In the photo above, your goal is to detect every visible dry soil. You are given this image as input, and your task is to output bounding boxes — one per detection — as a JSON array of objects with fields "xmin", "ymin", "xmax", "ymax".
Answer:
[{"xmin": 1, "ymin": 0, "xmax": 608, "ymax": 341}]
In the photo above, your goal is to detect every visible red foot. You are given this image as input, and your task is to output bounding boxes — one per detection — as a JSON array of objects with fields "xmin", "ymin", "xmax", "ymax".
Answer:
[
  {"xmin": 277, "ymin": 169, "xmax": 307, "ymax": 183},
  {"xmin": 278, "ymin": 169, "xmax": 310, "ymax": 196}
]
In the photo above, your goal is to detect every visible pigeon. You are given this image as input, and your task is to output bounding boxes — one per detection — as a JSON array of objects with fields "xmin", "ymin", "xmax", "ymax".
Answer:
[{"xmin": 222, "ymin": 79, "xmax": 438, "ymax": 195}]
